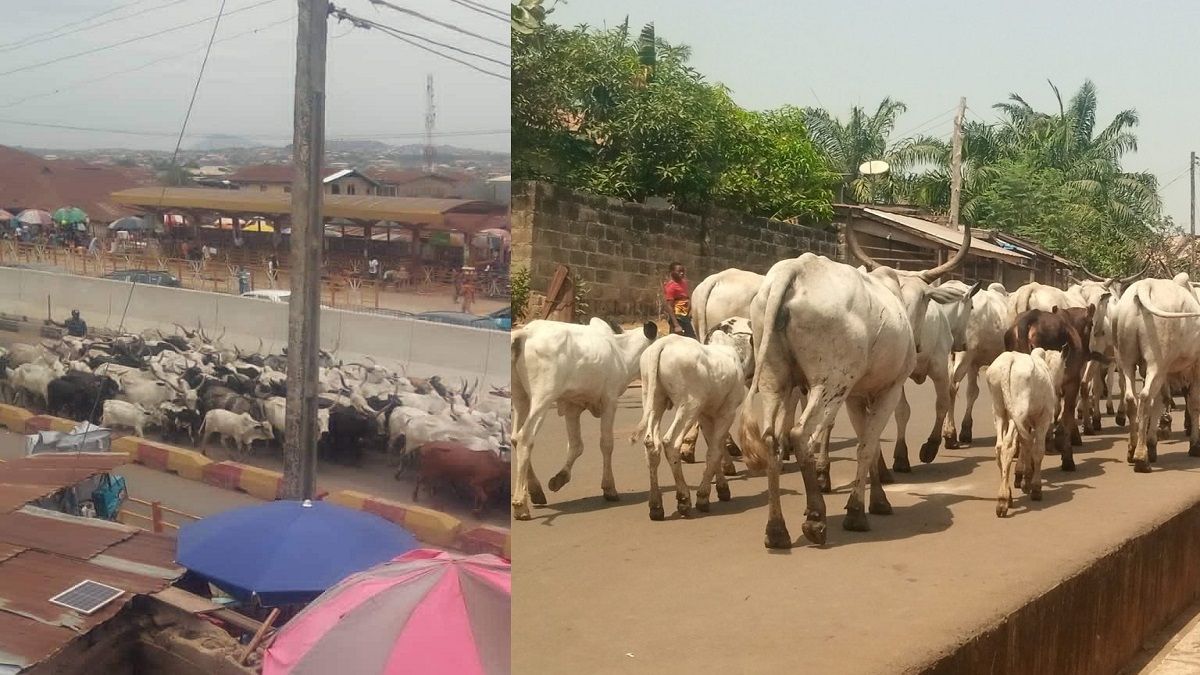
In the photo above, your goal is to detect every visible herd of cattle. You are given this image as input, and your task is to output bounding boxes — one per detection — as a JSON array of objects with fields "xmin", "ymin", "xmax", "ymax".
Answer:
[
  {"xmin": 0, "ymin": 326, "xmax": 513, "ymax": 515},
  {"xmin": 511, "ymin": 221, "xmax": 1197, "ymax": 548}
]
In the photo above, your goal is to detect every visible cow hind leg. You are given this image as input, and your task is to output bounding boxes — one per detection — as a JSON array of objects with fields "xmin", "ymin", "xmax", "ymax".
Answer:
[
  {"xmin": 843, "ymin": 383, "xmax": 903, "ymax": 529},
  {"xmin": 920, "ymin": 367, "xmax": 951, "ymax": 464},
  {"xmin": 892, "ymin": 389, "xmax": 912, "ymax": 474},
  {"xmin": 959, "ymin": 367, "xmax": 981, "ymax": 444},
  {"xmin": 942, "ymin": 352, "xmax": 965, "ymax": 449},
  {"xmin": 678, "ymin": 422, "xmax": 701, "ymax": 464},
  {"xmin": 548, "ymin": 406, "xmax": 586, "ymax": 493},
  {"xmin": 510, "ymin": 400, "xmax": 553, "ymax": 520},
  {"xmin": 996, "ymin": 424, "xmax": 1016, "ymax": 518},
  {"xmin": 697, "ymin": 412, "xmax": 736, "ymax": 511},
  {"xmin": 659, "ymin": 404, "xmax": 697, "ymax": 517}
]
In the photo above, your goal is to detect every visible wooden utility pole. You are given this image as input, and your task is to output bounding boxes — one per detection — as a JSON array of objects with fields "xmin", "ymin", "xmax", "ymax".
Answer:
[
  {"xmin": 1191, "ymin": 151, "xmax": 1196, "ymax": 275},
  {"xmin": 948, "ymin": 97, "xmax": 967, "ymax": 231},
  {"xmin": 282, "ymin": 0, "xmax": 328, "ymax": 501}
]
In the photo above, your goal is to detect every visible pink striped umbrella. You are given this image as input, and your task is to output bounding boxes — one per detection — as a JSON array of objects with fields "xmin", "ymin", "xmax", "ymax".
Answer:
[{"xmin": 263, "ymin": 549, "xmax": 510, "ymax": 675}]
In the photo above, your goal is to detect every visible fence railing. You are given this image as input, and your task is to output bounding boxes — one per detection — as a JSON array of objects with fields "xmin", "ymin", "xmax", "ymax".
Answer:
[
  {"xmin": 0, "ymin": 241, "xmax": 510, "ymax": 316},
  {"xmin": 119, "ymin": 496, "xmax": 201, "ymax": 534}
]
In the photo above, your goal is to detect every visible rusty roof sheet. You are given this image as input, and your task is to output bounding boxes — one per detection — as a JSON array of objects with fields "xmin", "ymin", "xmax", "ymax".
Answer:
[
  {"xmin": 0, "ymin": 610, "xmax": 71, "ymax": 672},
  {"xmin": 0, "ymin": 454, "xmax": 130, "ymax": 507},
  {"xmin": 861, "ymin": 208, "xmax": 1031, "ymax": 264},
  {"xmin": 0, "ymin": 510, "xmax": 133, "ymax": 559},
  {"xmin": 0, "ymin": 484, "xmax": 61, "ymax": 515},
  {"xmin": 0, "ymin": 145, "xmax": 155, "ymax": 221},
  {"xmin": 101, "ymin": 531, "xmax": 183, "ymax": 573},
  {"xmin": 0, "ymin": 543, "xmax": 23, "ymax": 563}
]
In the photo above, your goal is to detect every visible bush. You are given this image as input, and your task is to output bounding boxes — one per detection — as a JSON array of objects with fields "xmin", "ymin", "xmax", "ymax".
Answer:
[{"xmin": 510, "ymin": 266, "xmax": 531, "ymax": 322}]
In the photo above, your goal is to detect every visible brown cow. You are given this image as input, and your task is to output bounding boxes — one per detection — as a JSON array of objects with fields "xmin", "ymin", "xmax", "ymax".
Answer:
[
  {"xmin": 410, "ymin": 441, "xmax": 510, "ymax": 516},
  {"xmin": 1004, "ymin": 305, "xmax": 1096, "ymax": 471}
]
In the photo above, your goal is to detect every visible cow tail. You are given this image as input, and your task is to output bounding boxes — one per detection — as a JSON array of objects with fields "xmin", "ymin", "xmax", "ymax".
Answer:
[
  {"xmin": 630, "ymin": 343, "xmax": 661, "ymax": 445},
  {"xmin": 1135, "ymin": 287, "xmax": 1200, "ymax": 319},
  {"xmin": 741, "ymin": 267, "xmax": 799, "ymax": 473}
]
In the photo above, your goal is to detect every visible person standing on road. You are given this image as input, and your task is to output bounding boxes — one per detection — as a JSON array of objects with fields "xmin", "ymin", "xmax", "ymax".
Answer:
[{"xmin": 663, "ymin": 262, "xmax": 696, "ymax": 338}]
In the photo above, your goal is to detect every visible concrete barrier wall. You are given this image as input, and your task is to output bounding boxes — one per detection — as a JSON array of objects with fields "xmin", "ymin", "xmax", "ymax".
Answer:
[
  {"xmin": 921, "ymin": 499, "xmax": 1200, "ymax": 675},
  {"xmin": 0, "ymin": 268, "xmax": 509, "ymax": 386}
]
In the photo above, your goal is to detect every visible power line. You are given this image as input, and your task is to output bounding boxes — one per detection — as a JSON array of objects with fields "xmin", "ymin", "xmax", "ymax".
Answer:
[
  {"xmin": 0, "ymin": 117, "xmax": 509, "ymax": 141},
  {"xmin": 0, "ymin": 15, "xmax": 296, "ymax": 110},
  {"xmin": 364, "ymin": 0, "xmax": 508, "ymax": 49},
  {"xmin": 889, "ymin": 106, "xmax": 957, "ymax": 144},
  {"xmin": 333, "ymin": 11, "xmax": 508, "ymax": 69},
  {"xmin": 330, "ymin": 6, "xmax": 509, "ymax": 80},
  {"xmin": 0, "ymin": 0, "xmax": 156, "ymax": 50},
  {"xmin": 0, "ymin": 0, "xmax": 194, "ymax": 55},
  {"xmin": 0, "ymin": 0, "xmax": 281, "ymax": 78},
  {"xmin": 446, "ymin": 0, "xmax": 509, "ymax": 23}
]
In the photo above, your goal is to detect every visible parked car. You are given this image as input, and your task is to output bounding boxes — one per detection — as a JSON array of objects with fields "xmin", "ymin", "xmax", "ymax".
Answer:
[
  {"xmin": 413, "ymin": 310, "xmax": 508, "ymax": 332},
  {"xmin": 102, "ymin": 269, "xmax": 182, "ymax": 287},
  {"xmin": 488, "ymin": 307, "xmax": 511, "ymax": 330},
  {"xmin": 241, "ymin": 289, "xmax": 291, "ymax": 303}
]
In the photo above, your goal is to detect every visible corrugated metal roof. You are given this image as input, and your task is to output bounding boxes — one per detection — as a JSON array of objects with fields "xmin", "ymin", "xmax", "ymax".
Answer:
[
  {"xmin": 0, "ymin": 456, "xmax": 180, "ymax": 671},
  {"xmin": 862, "ymin": 208, "xmax": 1031, "ymax": 263},
  {"xmin": 110, "ymin": 187, "xmax": 489, "ymax": 226}
]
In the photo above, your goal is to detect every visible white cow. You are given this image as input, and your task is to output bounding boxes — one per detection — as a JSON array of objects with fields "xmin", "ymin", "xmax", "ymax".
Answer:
[
  {"xmin": 943, "ymin": 282, "xmax": 1013, "ymax": 447},
  {"xmin": 197, "ymin": 409, "xmax": 275, "ymax": 459},
  {"xmin": 1009, "ymin": 281, "xmax": 1080, "ymax": 316},
  {"xmin": 1111, "ymin": 274, "xmax": 1200, "ymax": 472},
  {"xmin": 510, "ymin": 318, "xmax": 659, "ymax": 520},
  {"xmin": 7, "ymin": 360, "xmax": 67, "ymax": 408},
  {"xmin": 631, "ymin": 321, "xmax": 757, "ymax": 520},
  {"xmin": 740, "ymin": 241, "xmax": 970, "ymax": 549},
  {"xmin": 691, "ymin": 268, "xmax": 764, "ymax": 338},
  {"xmin": 100, "ymin": 400, "xmax": 158, "ymax": 439},
  {"xmin": 986, "ymin": 348, "xmax": 1065, "ymax": 517}
]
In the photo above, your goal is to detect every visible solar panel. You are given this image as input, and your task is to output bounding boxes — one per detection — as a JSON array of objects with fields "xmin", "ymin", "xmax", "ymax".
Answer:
[{"xmin": 48, "ymin": 580, "xmax": 125, "ymax": 615}]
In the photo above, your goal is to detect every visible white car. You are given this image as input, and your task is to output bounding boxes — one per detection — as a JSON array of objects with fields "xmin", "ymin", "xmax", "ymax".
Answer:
[{"xmin": 241, "ymin": 290, "xmax": 291, "ymax": 303}]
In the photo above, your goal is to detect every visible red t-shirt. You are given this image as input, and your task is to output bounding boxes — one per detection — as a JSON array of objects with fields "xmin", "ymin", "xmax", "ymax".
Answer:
[{"xmin": 664, "ymin": 279, "xmax": 690, "ymax": 317}]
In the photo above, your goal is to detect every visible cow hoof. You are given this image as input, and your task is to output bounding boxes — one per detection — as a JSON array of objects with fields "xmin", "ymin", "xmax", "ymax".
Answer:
[
  {"xmin": 602, "ymin": 489, "xmax": 620, "ymax": 502},
  {"xmin": 1127, "ymin": 449, "xmax": 1135, "ymax": 464},
  {"xmin": 716, "ymin": 484, "xmax": 731, "ymax": 502},
  {"xmin": 676, "ymin": 494, "xmax": 692, "ymax": 514},
  {"xmin": 842, "ymin": 508, "xmax": 870, "ymax": 532},
  {"xmin": 817, "ymin": 470, "xmax": 832, "ymax": 494},
  {"xmin": 548, "ymin": 472, "xmax": 570, "ymax": 492},
  {"xmin": 725, "ymin": 440, "xmax": 742, "ymax": 457},
  {"xmin": 513, "ymin": 504, "xmax": 532, "ymax": 521},
  {"xmin": 530, "ymin": 486, "xmax": 547, "ymax": 506},
  {"xmin": 649, "ymin": 504, "xmax": 665, "ymax": 521},
  {"xmin": 1134, "ymin": 460, "xmax": 1152, "ymax": 474},
  {"xmin": 1188, "ymin": 442, "xmax": 1200, "ymax": 458},
  {"xmin": 696, "ymin": 497, "xmax": 710, "ymax": 512},
  {"xmin": 868, "ymin": 499, "xmax": 892, "ymax": 516},
  {"xmin": 996, "ymin": 499, "xmax": 1009, "ymax": 518},
  {"xmin": 1061, "ymin": 458, "xmax": 1076, "ymax": 472},
  {"xmin": 722, "ymin": 463, "xmax": 738, "ymax": 477},
  {"xmin": 959, "ymin": 424, "xmax": 973, "ymax": 444},
  {"xmin": 892, "ymin": 456, "xmax": 913, "ymax": 473},
  {"xmin": 1115, "ymin": 414, "xmax": 1127, "ymax": 427},
  {"xmin": 680, "ymin": 452, "xmax": 697, "ymax": 464},
  {"xmin": 1030, "ymin": 488, "xmax": 1043, "ymax": 502},
  {"xmin": 801, "ymin": 519, "xmax": 826, "ymax": 546},
  {"xmin": 1148, "ymin": 444, "xmax": 1159, "ymax": 463},
  {"xmin": 1070, "ymin": 430, "xmax": 1083, "ymax": 447},
  {"xmin": 765, "ymin": 519, "xmax": 793, "ymax": 549},
  {"xmin": 943, "ymin": 435, "xmax": 961, "ymax": 450},
  {"xmin": 1015, "ymin": 472, "xmax": 1026, "ymax": 490},
  {"xmin": 1092, "ymin": 414, "xmax": 1102, "ymax": 431},
  {"xmin": 919, "ymin": 439, "xmax": 940, "ymax": 464}
]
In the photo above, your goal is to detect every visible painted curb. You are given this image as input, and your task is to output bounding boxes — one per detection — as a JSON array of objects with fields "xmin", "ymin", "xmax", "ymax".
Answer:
[
  {"xmin": 0, "ymin": 405, "xmax": 33, "ymax": 433},
  {"xmin": 3, "ymin": 404, "xmax": 511, "ymax": 556}
]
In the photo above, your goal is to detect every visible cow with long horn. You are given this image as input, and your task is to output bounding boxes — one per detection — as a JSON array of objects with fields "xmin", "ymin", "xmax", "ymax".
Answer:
[{"xmin": 739, "ymin": 216, "xmax": 973, "ymax": 547}]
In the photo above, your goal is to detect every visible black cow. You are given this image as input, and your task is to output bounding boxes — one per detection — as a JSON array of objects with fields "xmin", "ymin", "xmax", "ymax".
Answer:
[
  {"xmin": 320, "ymin": 404, "xmax": 378, "ymax": 465},
  {"xmin": 46, "ymin": 372, "xmax": 121, "ymax": 423}
]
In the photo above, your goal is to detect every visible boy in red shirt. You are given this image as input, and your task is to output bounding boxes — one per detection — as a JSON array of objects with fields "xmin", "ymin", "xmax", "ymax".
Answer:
[{"xmin": 663, "ymin": 262, "xmax": 696, "ymax": 339}]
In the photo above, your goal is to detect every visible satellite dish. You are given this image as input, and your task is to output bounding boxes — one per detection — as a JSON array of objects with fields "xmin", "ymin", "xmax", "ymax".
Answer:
[{"xmin": 859, "ymin": 160, "xmax": 890, "ymax": 176}]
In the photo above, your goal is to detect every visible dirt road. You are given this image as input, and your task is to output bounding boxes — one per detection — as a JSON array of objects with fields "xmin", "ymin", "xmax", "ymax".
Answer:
[{"xmin": 512, "ymin": 382, "xmax": 1200, "ymax": 674}]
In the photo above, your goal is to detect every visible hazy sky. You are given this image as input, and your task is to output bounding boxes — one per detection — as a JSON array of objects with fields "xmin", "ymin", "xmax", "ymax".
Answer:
[
  {"xmin": 552, "ymin": 0, "xmax": 1199, "ymax": 229},
  {"xmin": 0, "ymin": 0, "xmax": 510, "ymax": 152}
]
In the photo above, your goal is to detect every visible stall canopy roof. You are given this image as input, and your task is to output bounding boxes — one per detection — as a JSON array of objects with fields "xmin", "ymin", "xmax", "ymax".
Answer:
[{"xmin": 109, "ymin": 187, "xmax": 494, "ymax": 227}]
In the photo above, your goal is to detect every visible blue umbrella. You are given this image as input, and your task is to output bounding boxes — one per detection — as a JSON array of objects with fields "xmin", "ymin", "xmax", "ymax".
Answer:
[{"xmin": 175, "ymin": 499, "xmax": 420, "ymax": 606}]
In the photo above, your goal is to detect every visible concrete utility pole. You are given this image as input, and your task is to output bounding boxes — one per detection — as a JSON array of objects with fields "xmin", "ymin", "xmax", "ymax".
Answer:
[
  {"xmin": 948, "ymin": 97, "xmax": 967, "ymax": 232},
  {"xmin": 283, "ymin": 0, "xmax": 328, "ymax": 501},
  {"xmin": 1191, "ymin": 150, "xmax": 1196, "ymax": 239}
]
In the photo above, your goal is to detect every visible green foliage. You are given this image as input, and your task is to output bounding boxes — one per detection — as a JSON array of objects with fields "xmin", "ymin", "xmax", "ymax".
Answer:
[
  {"xmin": 510, "ymin": 266, "xmax": 530, "ymax": 322},
  {"xmin": 512, "ymin": 22, "xmax": 834, "ymax": 221},
  {"xmin": 511, "ymin": 0, "xmax": 557, "ymax": 34},
  {"xmin": 572, "ymin": 272, "xmax": 590, "ymax": 321}
]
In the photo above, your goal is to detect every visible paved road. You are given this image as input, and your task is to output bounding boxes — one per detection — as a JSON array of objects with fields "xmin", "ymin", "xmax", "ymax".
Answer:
[{"xmin": 512, "ymin": 380, "xmax": 1200, "ymax": 675}]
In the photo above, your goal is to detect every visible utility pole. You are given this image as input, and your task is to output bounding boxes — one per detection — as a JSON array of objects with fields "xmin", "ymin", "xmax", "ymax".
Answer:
[
  {"xmin": 948, "ymin": 97, "xmax": 966, "ymax": 231},
  {"xmin": 283, "ymin": 0, "xmax": 328, "ymax": 501},
  {"xmin": 1191, "ymin": 151, "xmax": 1197, "ymax": 276}
]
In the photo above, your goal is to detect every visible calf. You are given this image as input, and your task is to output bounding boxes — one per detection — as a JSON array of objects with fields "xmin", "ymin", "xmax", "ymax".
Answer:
[
  {"xmin": 510, "ymin": 318, "xmax": 659, "ymax": 520},
  {"xmin": 631, "ymin": 324, "xmax": 757, "ymax": 520},
  {"xmin": 197, "ymin": 409, "xmax": 274, "ymax": 459},
  {"xmin": 411, "ymin": 441, "xmax": 509, "ymax": 516},
  {"xmin": 100, "ymin": 400, "xmax": 158, "ymax": 438},
  {"xmin": 1004, "ymin": 305, "xmax": 1095, "ymax": 470},
  {"xmin": 986, "ymin": 348, "xmax": 1066, "ymax": 517},
  {"xmin": 158, "ymin": 402, "xmax": 203, "ymax": 444}
]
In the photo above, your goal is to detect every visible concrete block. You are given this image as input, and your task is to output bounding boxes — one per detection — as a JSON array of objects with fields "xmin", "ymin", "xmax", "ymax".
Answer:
[
  {"xmin": 324, "ymin": 490, "xmax": 371, "ymax": 511},
  {"xmin": 0, "ymin": 405, "xmax": 33, "ymax": 432},
  {"xmin": 132, "ymin": 441, "xmax": 169, "ymax": 471},
  {"xmin": 237, "ymin": 464, "xmax": 284, "ymax": 501},
  {"xmin": 400, "ymin": 504, "xmax": 463, "ymax": 548},
  {"xmin": 159, "ymin": 443, "xmax": 213, "ymax": 481},
  {"xmin": 202, "ymin": 462, "xmax": 243, "ymax": 492},
  {"xmin": 0, "ymin": 318, "xmax": 18, "ymax": 332},
  {"xmin": 112, "ymin": 435, "xmax": 143, "ymax": 456},
  {"xmin": 457, "ymin": 525, "xmax": 511, "ymax": 559}
]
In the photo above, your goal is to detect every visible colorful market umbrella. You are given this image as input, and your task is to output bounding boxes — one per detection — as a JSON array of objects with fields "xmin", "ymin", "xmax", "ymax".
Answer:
[
  {"xmin": 0, "ymin": 209, "xmax": 12, "ymax": 222},
  {"xmin": 263, "ymin": 549, "xmax": 511, "ymax": 675},
  {"xmin": 52, "ymin": 207, "xmax": 88, "ymax": 226},
  {"xmin": 175, "ymin": 499, "xmax": 420, "ymax": 606},
  {"xmin": 16, "ymin": 209, "xmax": 52, "ymax": 226},
  {"xmin": 108, "ymin": 216, "xmax": 151, "ymax": 232}
]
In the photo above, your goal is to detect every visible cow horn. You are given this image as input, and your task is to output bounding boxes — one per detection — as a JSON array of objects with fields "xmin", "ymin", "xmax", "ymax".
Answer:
[
  {"xmin": 845, "ymin": 218, "xmax": 882, "ymax": 271},
  {"xmin": 1118, "ymin": 259, "xmax": 1153, "ymax": 285},
  {"xmin": 919, "ymin": 220, "xmax": 972, "ymax": 283},
  {"xmin": 1079, "ymin": 264, "xmax": 1109, "ymax": 282}
]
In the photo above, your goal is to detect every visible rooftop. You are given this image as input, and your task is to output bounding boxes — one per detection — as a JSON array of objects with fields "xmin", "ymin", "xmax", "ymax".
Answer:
[
  {"xmin": 851, "ymin": 207, "xmax": 1031, "ymax": 264},
  {"xmin": 109, "ymin": 187, "xmax": 497, "ymax": 227},
  {"xmin": 0, "ymin": 453, "xmax": 183, "ymax": 673},
  {"xmin": 0, "ymin": 146, "xmax": 158, "ymax": 222}
]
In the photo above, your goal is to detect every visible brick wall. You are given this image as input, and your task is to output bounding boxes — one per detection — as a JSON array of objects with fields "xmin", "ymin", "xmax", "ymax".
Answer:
[{"xmin": 512, "ymin": 181, "xmax": 843, "ymax": 321}]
